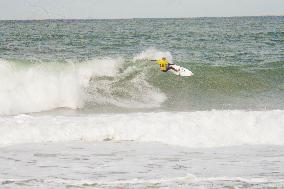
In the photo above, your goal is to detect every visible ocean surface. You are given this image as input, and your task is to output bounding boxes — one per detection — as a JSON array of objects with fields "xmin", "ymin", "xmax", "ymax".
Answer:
[{"xmin": 0, "ymin": 17, "xmax": 284, "ymax": 188}]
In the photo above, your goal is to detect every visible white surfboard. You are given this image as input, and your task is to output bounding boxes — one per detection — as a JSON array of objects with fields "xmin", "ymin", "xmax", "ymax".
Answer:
[{"xmin": 169, "ymin": 64, "xmax": 193, "ymax": 77}]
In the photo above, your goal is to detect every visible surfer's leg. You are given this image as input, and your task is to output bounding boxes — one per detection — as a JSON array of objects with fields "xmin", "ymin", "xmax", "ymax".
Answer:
[{"xmin": 166, "ymin": 64, "xmax": 174, "ymax": 72}]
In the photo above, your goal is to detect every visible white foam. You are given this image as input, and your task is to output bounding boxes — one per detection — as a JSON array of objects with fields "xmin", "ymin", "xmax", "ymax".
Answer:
[
  {"xmin": 133, "ymin": 48, "xmax": 173, "ymax": 63},
  {"xmin": 0, "ymin": 110, "xmax": 283, "ymax": 147},
  {"xmin": 0, "ymin": 58, "xmax": 166, "ymax": 115},
  {"xmin": 87, "ymin": 70, "xmax": 167, "ymax": 109},
  {"xmin": 2, "ymin": 174, "xmax": 282, "ymax": 188},
  {"xmin": 0, "ymin": 59, "xmax": 121, "ymax": 115}
]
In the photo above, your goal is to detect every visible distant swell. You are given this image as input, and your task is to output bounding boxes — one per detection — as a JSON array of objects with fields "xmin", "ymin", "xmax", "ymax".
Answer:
[{"xmin": 0, "ymin": 110, "xmax": 283, "ymax": 147}]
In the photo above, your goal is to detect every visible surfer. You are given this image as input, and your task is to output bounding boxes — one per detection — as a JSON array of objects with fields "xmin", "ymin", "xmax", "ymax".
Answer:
[{"xmin": 151, "ymin": 57, "xmax": 179, "ymax": 72}]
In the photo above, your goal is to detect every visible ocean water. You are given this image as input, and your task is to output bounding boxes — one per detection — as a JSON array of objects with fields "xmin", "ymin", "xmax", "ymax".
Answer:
[{"xmin": 0, "ymin": 17, "xmax": 284, "ymax": 188}]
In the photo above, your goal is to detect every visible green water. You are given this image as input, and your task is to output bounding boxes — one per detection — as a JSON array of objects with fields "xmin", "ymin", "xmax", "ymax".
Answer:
[{"xmin": 0, "ymin": 17, "xmax": 283, "ymax": 113}]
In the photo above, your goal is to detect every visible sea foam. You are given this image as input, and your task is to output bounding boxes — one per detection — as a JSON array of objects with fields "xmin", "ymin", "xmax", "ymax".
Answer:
[
  {"xmin": 0, "ymin": 59, "xmax": 119, "ymax": 115},
  {"xmin": 0, "ymin": 110, "xmax": 283, "ymax": 147},
  {"xmin": 133, "ymin": 48, "xmax": 173, "ymax": 63},
  {"xmin": 0, "ymin": 58, "xmax": 166, "ymax": 115}
]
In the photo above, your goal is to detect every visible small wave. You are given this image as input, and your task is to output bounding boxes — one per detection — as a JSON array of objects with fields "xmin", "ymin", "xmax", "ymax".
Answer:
[
  {"xmin": 1, "ymin": 175, "xmax": 283, "ymax": 188},
  {"xmin": 0, "ymin": 110, "xmax": 283, "ymax": 147}
]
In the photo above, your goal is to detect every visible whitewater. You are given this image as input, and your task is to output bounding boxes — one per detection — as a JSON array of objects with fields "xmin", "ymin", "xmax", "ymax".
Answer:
[
  {"xmin": 1, "ymin": 48, "xmax": 282, "ymax": 148},
  {"xmin": 0, "ymin": 48, "xmax": 172, "ymax": 115},
  {"xmin": 0, "ymin": 17, "xmax": 283, "ymax": 188},
  {"xmin": 1, "ymin": 110, "xmax": 284, "ymax": 147}
]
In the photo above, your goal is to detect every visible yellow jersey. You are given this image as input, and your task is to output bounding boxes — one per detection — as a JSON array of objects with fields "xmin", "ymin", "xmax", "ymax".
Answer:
[{"xmin": 156, "ymin": 59, "xmax": 169, "ymax": 71}]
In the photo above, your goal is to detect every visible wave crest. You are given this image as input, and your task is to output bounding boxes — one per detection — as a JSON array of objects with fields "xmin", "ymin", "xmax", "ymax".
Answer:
[
  {"xmin": 1, "ymin": 110, "xmax": 283, "ymax": 147},
  {"xmin": 0, "ymin": 57, "xmax": 166, "ymax": 115}
]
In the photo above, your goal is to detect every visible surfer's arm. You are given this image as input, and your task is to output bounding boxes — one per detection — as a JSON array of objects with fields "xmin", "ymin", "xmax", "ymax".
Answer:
[{"xmin": 151, "ymin": 60, "xmax": 160, "ymax": 65}]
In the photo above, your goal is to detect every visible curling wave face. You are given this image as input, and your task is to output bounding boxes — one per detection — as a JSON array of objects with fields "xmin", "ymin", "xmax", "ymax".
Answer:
[
  {"xmin": 1, "ymin": 47, "xmax": 284, "ymax": 115},
  {"xmin": 0, "ymin": 57, "xmax": 166, "ymax": 115}
]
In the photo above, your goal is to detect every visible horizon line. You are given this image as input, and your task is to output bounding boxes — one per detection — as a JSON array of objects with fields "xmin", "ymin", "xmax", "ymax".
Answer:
[{"xmin": 0, "ymin": 15, "xmax": 283, "ymax": 21}]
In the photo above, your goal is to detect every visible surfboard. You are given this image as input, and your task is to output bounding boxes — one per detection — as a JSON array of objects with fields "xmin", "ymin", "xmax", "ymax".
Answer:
[{"xmin": 169, "ymin": 64, "xmax": 193, "ymax": 77}]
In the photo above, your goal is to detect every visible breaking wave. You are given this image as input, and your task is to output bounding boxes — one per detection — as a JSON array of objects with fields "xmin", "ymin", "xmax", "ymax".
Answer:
[
  {"xmin": 0, "ymin": 56, "xmax": 166, "ymax": 115},
  {"xmin": 0, "ymin": 110, "xmax": 283, "ymax": 147},
  {"xmin": 1, "ymin": 47, "xmax": 284, "ymax": 115}
]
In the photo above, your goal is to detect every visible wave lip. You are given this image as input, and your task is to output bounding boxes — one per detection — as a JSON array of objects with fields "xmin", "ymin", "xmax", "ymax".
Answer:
[
  {"xmin": 0, "ymin": 110, "xmax": 283, "ymax": 147},
  {"xmin": 0, "ymin": 59, "xmax": 109, "ymax": 115}
]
